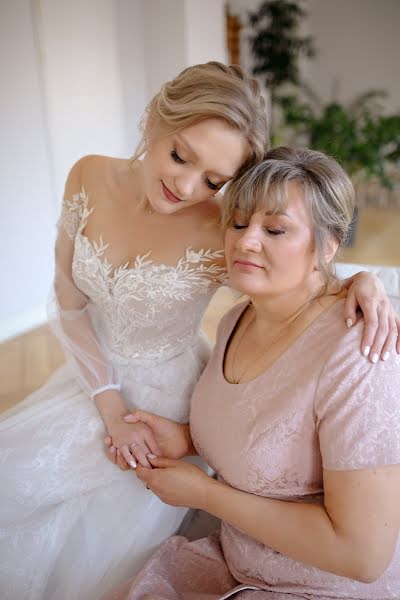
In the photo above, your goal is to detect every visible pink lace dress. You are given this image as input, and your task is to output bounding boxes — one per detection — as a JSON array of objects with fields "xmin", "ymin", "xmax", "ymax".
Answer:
[{"xmin": 110, "ymin": 299, "xmax": 400, "ymax": 600}]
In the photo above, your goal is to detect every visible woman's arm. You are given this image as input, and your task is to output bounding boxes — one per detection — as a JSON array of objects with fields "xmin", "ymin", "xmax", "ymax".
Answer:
[
  {"xmin": 136, "ymin": 456, "xmax": 399, "ymax": 583},
  {"xmin": 53, "ymin": 159, "xmax": 126, "ymax": 411},
  {"xmin": 203, "ymin": 464, "xmax": 400, "ymax": 583},
  {"xmin": 52, "ymin": 159, "xmax": 159, "ymax": 468}
]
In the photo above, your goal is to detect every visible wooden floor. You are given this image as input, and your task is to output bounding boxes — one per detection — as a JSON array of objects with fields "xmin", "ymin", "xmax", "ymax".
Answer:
[
  {"xmin": 1, "ymin": 206, "xmax": 399, "ymax": 414},
  {"xmin": 0, "ymin": 324, "xmax": 65, "ymax": 414},
  {"xmin": 339, "ymin": 207, "xmax": 400, "ymax": 267}
]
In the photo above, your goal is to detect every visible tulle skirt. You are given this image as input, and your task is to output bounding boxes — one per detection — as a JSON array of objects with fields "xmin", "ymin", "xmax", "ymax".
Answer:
[{"xmin": 0, "ymin": 336, "xmax": 210, "ymax": 600}]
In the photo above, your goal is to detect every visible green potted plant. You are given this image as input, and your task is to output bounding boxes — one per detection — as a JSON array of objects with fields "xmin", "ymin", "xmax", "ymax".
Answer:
[
  {"xmin": 278, "ymin": 90, "xmax": 400, "ymax": 189},
  {"xmin": 248, "ymin": 0, "xmax": 400, "ymax": 244},
  {"xmin": 249, "ymin": 0, "xmax": 315, "ymax": 139}
]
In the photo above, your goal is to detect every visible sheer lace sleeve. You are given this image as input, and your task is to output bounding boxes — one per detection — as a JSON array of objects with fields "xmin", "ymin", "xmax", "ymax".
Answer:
[{"xmin": 48, "ymin": 160, "xmax": 119, "ymax": 397}]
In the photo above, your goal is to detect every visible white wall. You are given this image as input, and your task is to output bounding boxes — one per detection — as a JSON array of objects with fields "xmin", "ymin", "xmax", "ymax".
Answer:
[
  {"xmin": 184, "ymin": 0, "xmax": 227, "ymax": 66},
  {"xmin": 143, "ymin": 0, "xmax": 187, "ymax": 100},
  {"xmin": 115, "ymin": 0, "xmax": 148, "ymax": 151},
  {"xmin": 0, "ymin": 0, "xmax": 146, "ymax": 342},
  {"xmin": 305, "ymin": 0, "xmax": 400, "ymax": 112},
  {"xmin": 143, "ymin": 0, "xmax": 226, "ymax": 101},
  {"xmin": 0, "ymin": 1, "xmax": 54, "ymax": 341},
  {"xmin": 0, "ymin": 0, "xmax": 227, "ymax": 343},
  {"xmin": 37, "ymin": 0, "xmax": 142, "ymax": 202}
]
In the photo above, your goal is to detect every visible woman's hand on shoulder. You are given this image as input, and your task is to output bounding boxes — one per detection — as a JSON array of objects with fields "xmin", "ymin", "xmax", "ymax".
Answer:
[{"xmin": 344, "ymin": 271, "xmax": 400, "ymax": 362}]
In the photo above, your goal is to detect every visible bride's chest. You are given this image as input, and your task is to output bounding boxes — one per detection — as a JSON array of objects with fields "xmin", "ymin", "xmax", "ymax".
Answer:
[
  {"xmin": 71, "ymin": 232, "xmax": 225, "ymax": 310},
  {"xmin": 83, "ymin": 200, "xmax": 220, "ymax": 271}
]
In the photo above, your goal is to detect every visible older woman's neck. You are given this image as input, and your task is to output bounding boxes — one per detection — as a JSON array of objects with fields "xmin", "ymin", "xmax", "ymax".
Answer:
[{"xmin": 249, "ymin": 279, "xmax": 331, "ymax": 329}]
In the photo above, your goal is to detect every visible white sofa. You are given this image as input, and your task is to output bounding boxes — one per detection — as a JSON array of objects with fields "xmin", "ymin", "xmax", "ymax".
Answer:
[{"xmin": 336, "ymin": 262, "xmax": 400, "ymax": 312}]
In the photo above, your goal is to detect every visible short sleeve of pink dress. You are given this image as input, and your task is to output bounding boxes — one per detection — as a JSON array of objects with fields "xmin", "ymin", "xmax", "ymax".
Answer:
[{"xmin": 315, "ymin": 323, "xmax": 400, "ymax": 471}]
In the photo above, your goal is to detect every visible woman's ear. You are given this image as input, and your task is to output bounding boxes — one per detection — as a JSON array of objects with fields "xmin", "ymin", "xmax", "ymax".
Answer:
[
  {"xmin": 312, "ymin": 236, "xmax": 339, "ymax": 272},
  {"xmin": 323, "ymin": 236, "xmax": 340, "ymax": 266}
]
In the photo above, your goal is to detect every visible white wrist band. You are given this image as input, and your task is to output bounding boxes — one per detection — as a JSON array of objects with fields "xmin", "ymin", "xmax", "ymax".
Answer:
[{"xmin": 91, "ymin": 384, "xmax": 121, "ymax": 399}]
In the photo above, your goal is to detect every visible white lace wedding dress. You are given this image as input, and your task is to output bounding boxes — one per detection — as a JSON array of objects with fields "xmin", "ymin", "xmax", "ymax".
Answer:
[{"xmin": 0, "ymin": 190, "xmax": 227, "ymax": 600}]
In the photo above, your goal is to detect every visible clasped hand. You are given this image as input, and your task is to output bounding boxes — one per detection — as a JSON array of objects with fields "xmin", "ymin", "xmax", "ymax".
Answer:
[
  {"xmin": 104, "ymin": 417, "xmax": 162, "ymax": 469},
  {"xmin": 137, "ymin": 455, "xmax": 211, "ymax": 509},
  {"xmin": 105, "ymin": 409, "xmax": 192, "ymax": 468},
  {"xmin": 104, "ymin": 410, "xmax": 211, "ymax": 508}
]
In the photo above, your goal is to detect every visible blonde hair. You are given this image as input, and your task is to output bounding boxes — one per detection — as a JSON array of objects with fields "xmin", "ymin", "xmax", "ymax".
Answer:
[
  {"xmin": 133, "ymin": 61, "xmax": 268, "ymax": 171},
  {"xmin": 222, "ymin": 146, "xmax": 356, "ymax": 285}
]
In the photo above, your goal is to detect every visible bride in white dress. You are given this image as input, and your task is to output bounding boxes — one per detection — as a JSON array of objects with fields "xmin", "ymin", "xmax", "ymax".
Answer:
[{"xmin": 0, "ymin": 62, "xmax": 397, "ymax": 600}]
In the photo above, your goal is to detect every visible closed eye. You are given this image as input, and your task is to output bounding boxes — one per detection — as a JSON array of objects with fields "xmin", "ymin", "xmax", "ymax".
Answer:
[
  {"xmin": 266, "ymin": 229, "xmax": 285, "ymax": 236},
  {"xmin": 171, "ymin": 150, "xmax": 222, "ymax": 191},
  {"xmin": 205, "ymin": 177, "xmax": 220, "ymax": 191},
  {"xmin": 170, "ymin": 149, "xmax": 185, "ymax": 164},
  {"xmin": 233, "ymin": 224, "xmax": 285, "ymax": 235}
]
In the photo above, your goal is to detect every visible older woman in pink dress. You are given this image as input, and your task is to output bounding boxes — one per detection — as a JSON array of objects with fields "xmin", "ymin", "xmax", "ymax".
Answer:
[{"xmin": 106, "ymin": 147, "xmax": 400, "ymax": 600}]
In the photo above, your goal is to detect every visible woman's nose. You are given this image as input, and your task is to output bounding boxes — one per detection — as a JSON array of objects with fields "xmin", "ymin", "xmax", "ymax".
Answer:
[
  {"xmin": 175, "ymin": 173, "xmax": 198, "ymax": 199},
  {"xmin": 237, "ymin": 228, "xmax": 262, "ymax": 253}
]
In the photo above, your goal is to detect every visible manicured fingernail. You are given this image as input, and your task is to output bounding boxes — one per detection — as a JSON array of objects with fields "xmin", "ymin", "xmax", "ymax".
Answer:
[
  {"xmin": 147, "ymin": 454, "xmax": 157, "ymax": 459},
  {"xmin": 363, "ymin": 346, "xmax": 370, "ymax": 357},
  {"xmin": 110, "ymin": 447, "xmax": 116, "ymax": 454},
  {"xmin": 130, "ymin": 460, "xmax": 137, "ymax": 469},
  {"xmin": 346, "ymin": 318, "xmax": 353, "ymax": 328},
  {"xmin": 382, "ymin": 351, "xmax": 390, "ymax": 361},
  {"xmin": 371, "ymin": 353, "xmax": 379, "ymax": 363}
]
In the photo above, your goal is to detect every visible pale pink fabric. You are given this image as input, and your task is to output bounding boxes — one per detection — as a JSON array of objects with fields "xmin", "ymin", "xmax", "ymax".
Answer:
[{"xmin": 109, "ymin": 299, "xmax": 400, "ymax": 600}]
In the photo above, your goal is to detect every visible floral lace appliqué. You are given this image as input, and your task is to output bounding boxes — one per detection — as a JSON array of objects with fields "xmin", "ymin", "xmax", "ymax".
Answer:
[
  {"xmin": 59, "ymin": 189, "xmax": 227, "ymax": 361},
  {"xmin": 58, "ymin": 188, "xmax": 93, "ymax": 239}
]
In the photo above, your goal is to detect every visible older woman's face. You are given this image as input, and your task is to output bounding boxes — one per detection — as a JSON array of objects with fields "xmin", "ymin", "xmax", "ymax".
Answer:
[{"xmin": 225, "ymin": 181, "xmax": 318, "ymax": 300}]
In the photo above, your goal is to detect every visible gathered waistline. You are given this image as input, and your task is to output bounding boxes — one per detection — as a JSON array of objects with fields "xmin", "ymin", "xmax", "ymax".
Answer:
[{"xmin": 103, "ymin": 334, "xmax": 207, "ymax": 367}]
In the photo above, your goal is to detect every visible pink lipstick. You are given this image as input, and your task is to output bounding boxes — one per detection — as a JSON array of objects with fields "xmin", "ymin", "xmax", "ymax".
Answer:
[
  {"xmin": 235, "ymin": 259, "xmax": 263, "ymax": 269},
  {"xmin": 161, "ymin": 181, "xmax": 182, "ymax": 204}
]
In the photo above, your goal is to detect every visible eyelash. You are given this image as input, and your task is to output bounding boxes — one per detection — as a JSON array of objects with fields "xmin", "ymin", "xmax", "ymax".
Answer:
[
  {"xmin": 233, "ymin": 224, "xmax": 285, "ymax": 236},
  {"xmin": 170, "ymin": 149, "xmax": 185, "ymax": 164},
  {"xmin": 170, "ymin": 149, "xmax": 220, "ymax": 191},
  {"xmin": 206, "ymin": 179, "xmax": 219, "ymax": 191}
]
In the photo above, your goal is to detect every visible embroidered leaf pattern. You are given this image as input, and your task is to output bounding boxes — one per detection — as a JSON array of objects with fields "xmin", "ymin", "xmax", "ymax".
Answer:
[{"xmin": 59, "ymin": 189, "xmax": 228, "ymax": 360}]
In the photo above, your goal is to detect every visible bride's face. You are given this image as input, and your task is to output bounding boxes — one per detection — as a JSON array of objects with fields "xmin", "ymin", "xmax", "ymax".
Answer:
[{"xmin": 141, "ymin": 118, "xmax": 249, "ymax": 215}]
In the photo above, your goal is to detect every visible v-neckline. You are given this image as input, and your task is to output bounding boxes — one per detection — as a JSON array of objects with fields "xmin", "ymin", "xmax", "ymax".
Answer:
[{"xmin": 220, "ymin": 298, "xmax": 345, "ymax": 387}]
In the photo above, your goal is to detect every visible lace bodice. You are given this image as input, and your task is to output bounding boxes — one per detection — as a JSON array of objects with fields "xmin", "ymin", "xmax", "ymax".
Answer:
[
  {"xmin": 59, "ymin": 190, "xmax": 227, "ymax": 365},
  {"xmin": 73, "ymin": 235, "xmax": 225, "ymax": 362}
]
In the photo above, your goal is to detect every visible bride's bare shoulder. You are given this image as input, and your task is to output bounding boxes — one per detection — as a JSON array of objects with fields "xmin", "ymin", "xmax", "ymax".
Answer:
[
  {"xmin": 65, "ymin": 155, "xmax": 132, "ymax": 207},
  {"xmin": 70, "ymin": 155, "xmax": 126, "ymax": 182}
]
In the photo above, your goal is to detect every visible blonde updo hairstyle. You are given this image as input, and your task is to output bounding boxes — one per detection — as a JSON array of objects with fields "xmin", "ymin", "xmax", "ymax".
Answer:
[
  {"xmin": 133, "ymin": 61, "xmax": 269, "ymax": 172},
  {"xmin": 222, "ymin": 146, "xmax": 356, "ymax": 287}
]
